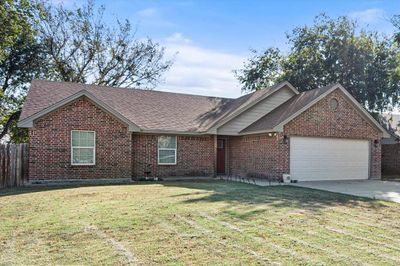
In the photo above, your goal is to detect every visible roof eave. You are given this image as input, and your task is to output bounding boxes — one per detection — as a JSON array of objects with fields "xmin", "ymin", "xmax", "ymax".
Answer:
[
  {"xmin": 238, "ymin": 129, "xmax": 279, "ymax": 136},
  {"xmin": 139, "ymin": 129, "xmax": 211, "ymax": 135}
]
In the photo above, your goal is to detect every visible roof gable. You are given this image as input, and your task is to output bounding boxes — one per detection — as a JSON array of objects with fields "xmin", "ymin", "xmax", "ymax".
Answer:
[
  {"xmin": 242, "ymin": 84, "xmax": 390, "ymax": 138},
  {"xmin": 207, "ymin": 81, "xmax": 299, "ymax": 133},
  {"xmin": 216, "ymin": 85, "xmax": 296, "ymax": 135},
  {"xmin": 18, "ymin": 90, "xmax": 141, "ymax": 131}
]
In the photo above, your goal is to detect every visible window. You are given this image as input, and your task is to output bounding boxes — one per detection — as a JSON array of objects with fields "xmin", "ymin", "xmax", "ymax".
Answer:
[
  {"xmin": 158, "ymin": 136, "xmax": 177, "ymax": 165},
  {"xmin": 71, "ymin": 130, "xmax": 95, "ymax": 165}
]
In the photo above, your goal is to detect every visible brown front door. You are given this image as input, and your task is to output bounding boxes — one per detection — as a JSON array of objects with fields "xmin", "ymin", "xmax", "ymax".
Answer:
[{"xmin": 217, "ymin": 139, "xmax": 225, "ymax": 174}]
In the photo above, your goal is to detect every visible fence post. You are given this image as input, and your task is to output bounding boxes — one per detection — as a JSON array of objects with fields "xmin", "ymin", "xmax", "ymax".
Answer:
[
  {"xmin": 22, "ymin": 143, "xmax": 29, "ymax": 184},
  {"xmin": 5, "ymin": 145, "xmax": 10, "ymax": 188},
  {"xmin": 0, "ymin": 145, "xmax": 4, "ymax": 188},
  {"xmin": 0, "ymin": 143, "xmax": 29, "ymax": 188}
]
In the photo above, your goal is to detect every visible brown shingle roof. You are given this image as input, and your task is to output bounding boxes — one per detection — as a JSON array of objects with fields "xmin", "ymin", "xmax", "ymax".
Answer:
[
  {"xmin": 241, "ymin": 84, "xmax": 336, "ymax": 133},
  {"xmin": 20, "ymin": 80, "xmax": 285, "ymax": 132}
]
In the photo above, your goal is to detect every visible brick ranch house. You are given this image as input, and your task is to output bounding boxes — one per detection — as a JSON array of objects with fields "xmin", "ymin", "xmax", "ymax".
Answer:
[{"xmin": 18, "ymin": 80, "xmax": 389, "ymax": 181}]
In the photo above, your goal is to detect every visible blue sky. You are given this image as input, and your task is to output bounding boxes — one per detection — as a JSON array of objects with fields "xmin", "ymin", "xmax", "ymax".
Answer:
[{"xmin": 56, "ymin": 0, "xmax": 399, "ymax": 98}]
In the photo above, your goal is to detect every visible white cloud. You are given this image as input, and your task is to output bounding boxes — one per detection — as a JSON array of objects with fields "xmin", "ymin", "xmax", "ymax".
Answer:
[
  {"xmin": 165, "ymin": 33, "xmax": 192, "ymax": 44},
  {"xmin": 157, "ymin": 33, "xmax": 246, "ymax": 98},
  {"xmin": 136, "ymin": 8, "xmax": 158, "ymax": 18},
  {"xmin": 350, "ymin": 8, "xmax": 384, "ymax": 24},
  {"xmin": 135, "ymin": 7, "xmax": 175, "ymax": 27}
]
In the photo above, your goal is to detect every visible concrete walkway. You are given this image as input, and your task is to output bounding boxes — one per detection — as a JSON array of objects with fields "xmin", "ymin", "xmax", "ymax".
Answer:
[
  {"xmin": 217, "ymin": 176, "xmax": 282, "ymax": 186},
  {"xmin": 291, "ymin": 180, "xmax": 400, "ymax": 203}
]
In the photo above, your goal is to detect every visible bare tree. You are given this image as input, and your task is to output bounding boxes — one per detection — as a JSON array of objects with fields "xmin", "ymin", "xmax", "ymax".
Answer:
[{"xmin": 40, "ymin": 0, "xmax": 172, "ymax": 88}]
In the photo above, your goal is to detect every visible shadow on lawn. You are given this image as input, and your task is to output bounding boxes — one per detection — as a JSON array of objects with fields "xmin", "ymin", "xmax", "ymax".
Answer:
[
  {"xmin": 0, "ymin": 180, "xmax": 390, "ymax": 215},
  {"xmin": 160, "ymin": 180, "xmax": 389, "ymax": 215},
  {"xmin": 0, "ymin": 183, "xmax": 135, "ymax": 197}
]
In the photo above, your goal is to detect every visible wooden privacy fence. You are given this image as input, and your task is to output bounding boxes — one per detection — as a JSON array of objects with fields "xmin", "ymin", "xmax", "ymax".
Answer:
[{"xmin": 0, "ymin": 144, "xmax": 29, "ymax": 188}]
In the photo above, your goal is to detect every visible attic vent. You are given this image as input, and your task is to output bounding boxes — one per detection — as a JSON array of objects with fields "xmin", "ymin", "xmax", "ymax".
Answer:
[{"xmin": 330, "ymin": 98, "xmax": 339, "ymax": 110}]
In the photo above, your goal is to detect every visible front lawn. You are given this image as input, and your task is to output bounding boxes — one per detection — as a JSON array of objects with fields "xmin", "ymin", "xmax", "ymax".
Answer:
[{"xmin": 1, "ymin": 180, "xmax": 400, "ymax": 265}]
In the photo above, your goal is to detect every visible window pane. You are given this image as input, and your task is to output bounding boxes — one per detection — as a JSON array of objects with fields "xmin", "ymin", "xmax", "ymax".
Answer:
[
  {"xmin": 80, "ymin": 148, "xmax": 93, "ymax": 157},
  {"xmin": 72, "ymin": 131, "xmax": 95, "ymax": 147},
  {"xmin": 158, "ymin": 136, "xmax": 176, "ymax": 149},
  {"xmin": 80, "ymin": 132, "xmax": 87, "ymax": 146},
  {"xmin": 72, "ymin": 131, "xmax": 79, "ymax": 147},
  {"xmin": 87, "ymin": 132, "xmax": 95, "ymax": 146},
  {"xmin": 159, "ymin": 149, "xmax": 176, "ymax": 164},
  {"xmin": 72, "ymin": 148, "xmax": 94, "ymax": 164},
  {"xmin": 81, "ymin": 133, "xmax": 91, "ymax": 147},
  {"xmin": 72, "ymin": 148, "xmax": 80, "ymax": 163}
]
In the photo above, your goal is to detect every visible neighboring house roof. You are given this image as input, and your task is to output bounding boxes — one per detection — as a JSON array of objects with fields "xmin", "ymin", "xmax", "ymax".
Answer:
[
  {"xmin": 381, "ymin": 113, "xmax": 400, "ymax": 135},
  {"xmin": 380, "ymin": 113, "xmax": 400, "ymax": 144},
  {"xmin": 18, "ymin": 80, "xmax": 389, "ymax": 137}
]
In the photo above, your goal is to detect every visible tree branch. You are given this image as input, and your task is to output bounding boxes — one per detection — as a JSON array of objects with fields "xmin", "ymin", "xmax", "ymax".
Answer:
[{"xmin": 0, "ymin": 110, "xmax": 21, "ymax": 141}]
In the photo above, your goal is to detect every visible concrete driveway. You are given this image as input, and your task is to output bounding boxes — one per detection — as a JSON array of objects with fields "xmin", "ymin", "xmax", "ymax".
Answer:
[{"xmin": 291, "ymin": 180, "xmax": 400, "ymax": 203}]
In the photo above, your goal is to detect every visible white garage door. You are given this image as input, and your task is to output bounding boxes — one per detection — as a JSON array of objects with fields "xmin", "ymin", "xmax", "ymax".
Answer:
[{"xmin": 290, "ymin": 137, "xmax": 369, "ymax": 181}]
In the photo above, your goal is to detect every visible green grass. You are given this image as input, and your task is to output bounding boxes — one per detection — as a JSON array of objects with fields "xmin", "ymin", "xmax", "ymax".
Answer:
[{"xmin": 1, "ymin": 180, "xmax": 400, "ymax": 265}]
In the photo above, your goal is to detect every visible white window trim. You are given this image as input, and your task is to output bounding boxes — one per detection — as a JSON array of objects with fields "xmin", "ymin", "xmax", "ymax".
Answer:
[
  {"xmin": 158, "ymin": 136, "xmax": 177, "ymax": 165},
  {"xmin": 71, "ymin": 130, "xmax": 96, "ymax": 166}
]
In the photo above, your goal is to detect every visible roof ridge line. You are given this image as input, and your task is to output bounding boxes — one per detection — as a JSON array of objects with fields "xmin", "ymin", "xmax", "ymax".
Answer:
[{"xmin": 31, "ymin": 79, "xmax": 236, "ymax": 100}]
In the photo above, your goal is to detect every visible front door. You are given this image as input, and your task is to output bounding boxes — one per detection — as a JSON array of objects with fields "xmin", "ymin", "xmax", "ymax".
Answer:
[{"xmin": 217, "ymin": 139, "xmax": 225, "ymax": 174}]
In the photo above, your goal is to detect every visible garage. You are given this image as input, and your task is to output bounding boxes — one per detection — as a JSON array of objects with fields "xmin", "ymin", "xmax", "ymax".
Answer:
[{"xmin": 290, "ymin": 137, "xmax": 370, "ymax": 181}]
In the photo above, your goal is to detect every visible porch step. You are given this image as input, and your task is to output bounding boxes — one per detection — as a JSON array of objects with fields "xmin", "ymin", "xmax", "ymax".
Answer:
[{"xmin": 217, "ymin": 176, "xmax": 284, "ymax": 187}]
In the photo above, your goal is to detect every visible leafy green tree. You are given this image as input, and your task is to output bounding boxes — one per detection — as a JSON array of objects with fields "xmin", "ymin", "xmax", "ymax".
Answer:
[
  {"xmin": 236, "ymin": 14, "xmax": 400, "ymax": 112},
  {"xmin": 0, "ymin": 0, "xmax": 38, "ymax": 62},
  {"xmin": 0, "ymin": 0, "xmax": 43, "ymax": 142},
  {"xmin": 392, "ymin": 15, "xmax": 400, "ymax": 44},
  {"xmin": 234, "ymin": 48, "xmax": 282, "ymax": 92}
]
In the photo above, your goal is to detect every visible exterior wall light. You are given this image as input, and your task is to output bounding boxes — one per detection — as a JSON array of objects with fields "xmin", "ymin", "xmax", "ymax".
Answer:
[
  {"xmin": 283, "ymin": 135, "xmax": 288, "ymax": 144},
  {"xmin": 279, "ymin": 135, "xmax": 288, "ymax": 144},
  {"xmin": 374, "ymin": 139, "xmax": 379, "ymax": 147}
]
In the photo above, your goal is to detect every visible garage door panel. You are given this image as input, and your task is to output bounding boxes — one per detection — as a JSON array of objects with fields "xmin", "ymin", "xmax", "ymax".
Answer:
[{"xmin": 290, "ymin": 137, "xmax": 369, "ymax": 181}]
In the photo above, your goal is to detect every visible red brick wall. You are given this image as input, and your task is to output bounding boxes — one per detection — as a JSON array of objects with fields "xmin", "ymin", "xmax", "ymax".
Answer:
[
  {"xmin": 27, "ymin": 88, "xmax": 382, "ymax": 180},
  {"xmin": 284, "ymin": 90, "xmax": 380, "ymax": 139},
  {"xmin": 29, "ymin": 96, "xmax": 132, "ymax": 180},
  {"xmin": 228, "ymin": 134, "xmax": 288, "ymax": 179},
  {"xmin": 228, "ymin": 89, "xmax": 382, "ymax": 180},
  {"xmin": 132, "ymin": 134, "xmax": 215, "ymax": 178}
]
